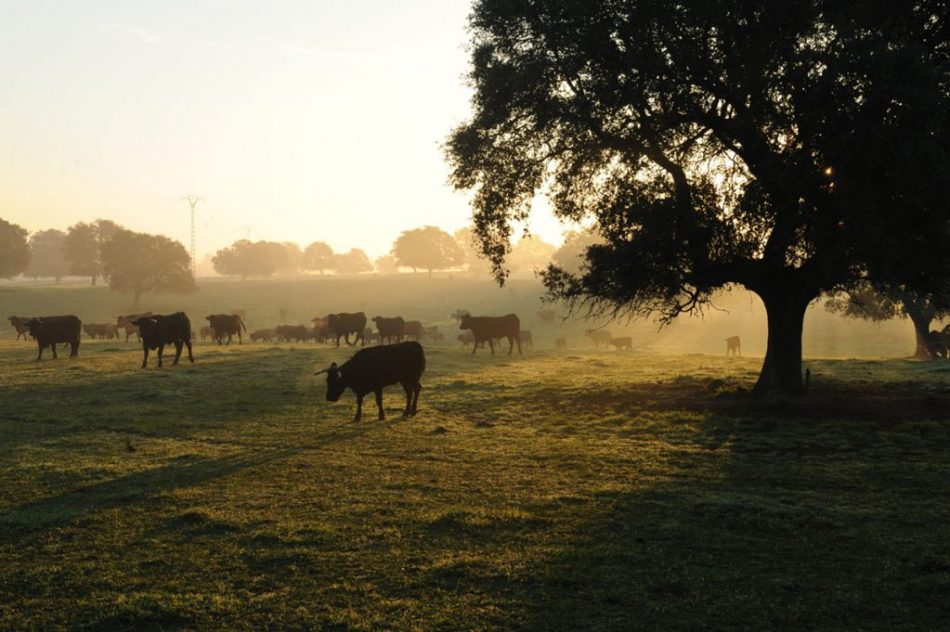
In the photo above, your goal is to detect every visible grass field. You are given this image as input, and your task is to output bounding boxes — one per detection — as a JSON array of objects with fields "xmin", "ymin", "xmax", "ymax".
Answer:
[{"xmin": 1, "ymin": 278, "xmax": 949, "ymax": 629}]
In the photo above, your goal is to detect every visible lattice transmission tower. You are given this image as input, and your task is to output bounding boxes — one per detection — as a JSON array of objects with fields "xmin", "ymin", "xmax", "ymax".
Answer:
[{"xmin": 181, "ymin": 195, "xmax": 203, "ymax": 279}]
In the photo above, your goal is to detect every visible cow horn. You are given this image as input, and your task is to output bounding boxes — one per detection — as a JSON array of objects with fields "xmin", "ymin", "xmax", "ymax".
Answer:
[{"xmin": 313, "ymin": 366, "xmax": 333, "ymax": 376}]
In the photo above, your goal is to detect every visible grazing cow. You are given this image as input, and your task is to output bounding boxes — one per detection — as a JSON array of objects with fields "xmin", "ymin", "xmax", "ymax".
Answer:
[
  {"xmin": 199, "ymin": 326, "xmax": 214, "ymax": 341},
  {"xmin": 372, "ymin": 316, "xmax": 406, "ymax": 344},
  {"xmin": 83, "ymin": 323, "xmax": 119, "ymax": 339},
  {"xmin": 585, "ymin": 329, "xmax": 613, "ymax": 348},
  {"xmin": 403, "ymin": 320, "xmax": 425, "ymax": 341},
  {"xmin": 117, "ymin": 312, "xmax": 153, "ymax": 342},
  {"xmin": 132, "ymin": 313, "xmax": 194, "ymax": 369},
  {"xmin": 314, "ymin": 341, "xmax": 425, "ymax": 422},
  {"xmin": 519, "ymin": 330, "xmax": 534, "ymax": 349},
  {"xmin": 537, "ymin": 309, "xmax": 557, "ymax": 325},
  {"xmin": 8, "ymin": 316, "xmax": 32, "ymax": 340},
  {"xmin": 25, "ymin": 315, "xmax": 82, "ymax": 360},
  {"xmin": 459, "ymin": 314, "xmax": 521, "ymax": 355},
  {"xmin": 725, "ymin": 335, "xmax": 741, "ymax": 357},
  {"xmin": 555, "ymin": 337, "xmax": 567, "ymax": 350},
  {"xmin": 250, "ymin": 328, "xmax": 277, "ymax": 342},
  {"xmin": 206, "ymin": 314, "xmax": 247, "ymax": 345},
  {"xmin": 326, "ymin": 312, "xmax": 367, "ymax": 346},
  {"xmin": 610, "ymin": 336, "xmax": 633, "ymax": 351},
  {"xmin": 276, "ymin": 325, "xmax": 311, "ymax": 342}
]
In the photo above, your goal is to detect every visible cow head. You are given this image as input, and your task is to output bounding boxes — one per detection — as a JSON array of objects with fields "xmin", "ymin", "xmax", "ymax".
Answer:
[
  {"xmin": 24, "ymin": 318, "xmax": 43, "ymax": 335},
  {"xmin": 131, "ymin": 317, "xmax": 157, "ymax": 331},
  {"xmin": 314, "ymin": 362, "xmax": 346, "ymax": 401},
  {"xmin": 459, "ymin": 315, "xmax": 473, "ymax": 330}
]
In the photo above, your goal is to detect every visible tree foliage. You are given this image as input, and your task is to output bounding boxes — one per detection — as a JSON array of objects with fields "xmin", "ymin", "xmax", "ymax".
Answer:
[
  {"xmin": 27, "ymin": 229, "xmax": 69, "ymax": 282},
  {"xmin": 453, "ymin": 227, "xmax": 494, "ymax": 277},
  {"xmin": 100, "ymin": 229, "xmax": 195, "ymax": 306},
  {"xmin": 507, "ymin": 234, "xmax": 556, "ymax": 277},
  {"xmin": 552, "ymin": 230, "xmax": 603, "ymax": 274},
  {"xmin": 303, "ymin": 241, "xmax": 335, "ymax": 274},
  {"xmin": 447, "ymin": 0, "xmax": 950, "ymax": 395},
  {"xmin": 212, "ymin": 240, "xmax": 289, "ymax": 280},
  {"xmin": 332, "ymin": 248, "xmax": 373, "ymax": 275},
  {"xmin": 392, "ymin": 226, "xmax": 465, "ymax": 276},
  {"xmin": 375, "ymin": 254, "xmax": 400, "ymax": 274},
  {"xmin": 0, "ymin": 217, "xmax": 30, "ymax": 279},
  {"xmin": 62, "ymin": 219, "xmax": 123, "ymax": 285}
]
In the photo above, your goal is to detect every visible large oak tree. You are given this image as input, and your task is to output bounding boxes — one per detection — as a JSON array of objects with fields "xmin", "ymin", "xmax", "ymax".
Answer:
[
  {"xmin": 100, "ymin": 229, "xmax": 195, "ymax": 306},
  {"xmin": 447, "ymin": 0, "xmax": 950, "ymax": 396},
  {"xmin": 0, "ymin": 218, "xmax": 30, "ymax": 279}
]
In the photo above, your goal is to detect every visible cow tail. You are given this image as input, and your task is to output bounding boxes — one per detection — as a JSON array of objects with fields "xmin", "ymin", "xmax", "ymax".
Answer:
[{"xmin": 239, "ymin": 316, "xmax": 247, "ymax": 334}]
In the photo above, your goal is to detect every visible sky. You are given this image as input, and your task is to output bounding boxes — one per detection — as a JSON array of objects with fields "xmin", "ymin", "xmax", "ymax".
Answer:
[{"xmin": 0, "ymin": 0, "xmax": 567, "ymax": 261}]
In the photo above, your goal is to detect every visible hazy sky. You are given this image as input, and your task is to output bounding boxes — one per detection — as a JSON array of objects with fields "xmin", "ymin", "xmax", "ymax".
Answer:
[{"xmin": 0, "ymin": 0, "xmax": 566, "ymax": 260}]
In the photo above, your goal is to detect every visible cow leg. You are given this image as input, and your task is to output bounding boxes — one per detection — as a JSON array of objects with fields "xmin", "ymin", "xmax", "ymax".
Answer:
[
  {"xmin": 141, "ymin": 342, "xmax": 149, "ymax": 369},
  {"xmin": 411, "ymin": 382, "xmax": 421, "ymax": 416},
  {"xmin": 51, "ymin": 343, "xmax": 58, "ymax": 359},
  {"xmin": 489, "ymin": 338, "xmax": 495, "ymax": 355},
  {"xmin": 35, "ymin": 342, "xmax": 43, "ymax": 361},
  {"xmin": 471, "ymin": 337, "xmax": 478, "ymax": 355},
  {"xmin": 185, "ymin": 338, "xmax": 194, "ymax": 363},
  {"xmin": 375, "ymin": 389, "xmax": 385, "ymax": 420},
  {"xmin": 172, "ymin": 341, "xmax": 183, "ymax": 365},
  {"xmin": 401, "ymin": 382, "xmax": 413, "ymax": 417},
  {"xmin": 226, "ymin": 333, "xmax": 232, "ymax": 346},
  {"xmin": 71, "ymin": 338, "xmax": 79, "ymax": 357},
  {"xmin": 354, "ymin": 394, "xmax": 364, "ymax": 422},
  {"xmin": 157, "ymin": 344, "xmax": 165, "ymax": 368}
]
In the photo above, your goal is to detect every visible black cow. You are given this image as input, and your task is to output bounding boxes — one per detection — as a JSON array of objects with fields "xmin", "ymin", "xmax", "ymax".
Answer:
[
  {"xmin": 314, "ymin": 341, "xmax": 425, "ymax": 422},
  {"xmin": 25, "ymin": 315, "xmax": 82, "ymax": 360},
  {"xmin": 132, "ymin": 313, "xmax": 194, "ymax": 368},
  {"xmin": 276, "ymin": 324, "xmax": 312, "ymax": 342},
  {"xmin": 372, "ymin": 316, "xmax": 405, "ymax": 344},
  {"xmin": 206, "ymin": 314, "xmax": 247, "ymax": 345},
  {"xmin": 327, "ymin": 312, "xmax": 367, "ymax": 347},
  {"xmin": 459, "ymin": 314, "xmax": 522, "ymax": 355}
]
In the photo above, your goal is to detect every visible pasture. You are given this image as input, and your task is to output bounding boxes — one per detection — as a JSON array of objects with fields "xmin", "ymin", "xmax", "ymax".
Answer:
[{"xmin": 1, "ymin": 278, "xmax": 949, "ymax": 629}]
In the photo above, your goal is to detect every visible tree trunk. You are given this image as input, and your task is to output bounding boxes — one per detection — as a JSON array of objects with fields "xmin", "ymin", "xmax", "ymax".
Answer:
[
  {"xmin": 428, "ymin": 268, "xmax": 433, "ymax": 278},
  {"xmin": 753, "ymin": 291, "xmax": 811, "ymax": 397},
  {"xmin": 903, "ymin": 300, "xmax": 936, "ymax": 359},
  {"xmin": 91, "ymin": 274, "xmax": 97, "ymax": 286}
]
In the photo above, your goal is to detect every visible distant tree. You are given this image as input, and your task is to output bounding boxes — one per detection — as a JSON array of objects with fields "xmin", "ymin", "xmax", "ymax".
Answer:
[
  {"xmin": 552, "ymin": 231, "xmax": 602, "ymax": 275},
  {"xmin": 212, "ymin": 240, "xmax": 288, "ymax": 280},
  {"xmin": 279, "ymin": 242, "xmax": 303, "ymax": 275},
  {"xmin": 827, "ymin": 283, "xmax": 950, "ymax": 360},
  {"xmin": 447, "ymin": 1, "xmax": 950, "ymax": 396},
  {"xmin": 100, "ymin": 229, "xmax": 195, "ymax": 306},
  {"xmin": 507, "ymin": 235, "xmax": 556, "ymax": 277},
  {"xmin": 392, "ymin": 226, "xmax": 465, "ymax": 277},
  {"xmin": 302, "ymin": 241, "xmax": 334, "ymax": 274},
  {"xmin": 62, "ymin": 219, "xmax": 123, "ymax": 285},
  {"xmin": 0, "ymin": 217, "xmax": 30, "ymax": 278},
  {"xmin": 453, "ymin": 227, "xmax": 493, "ymax": 277},
  {"xmin": 375, "ymin": 254, "xmax": 400, "ymax": 274},
  {"xmin": 332, "ymin": 248, "xmax": 373, "ymax": 275},
  {"xmin": 27, "ymin": 229, "xmax": 69, "ymax": 282}
]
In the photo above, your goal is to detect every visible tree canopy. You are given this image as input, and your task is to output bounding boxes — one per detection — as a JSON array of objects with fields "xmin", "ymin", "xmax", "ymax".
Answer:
[
  {"xmin": 447, "ymin": 0, "xmax": 950, "ymax": 395},
  {"xmin": 332, "ymin": 248, "xmax": 373, "ymax": 275},
  {"xmin": 100, "ymin": 229, "xmax": 195, "ymax": 306},
  {"xmin": 27, "ymin": 229, "xmax": 69, "ymax": 282},
  {"xmin": 392, "ymin": 226, "xmax": 465, "ymax": 276},
  {"xmin": 212, "ymin": 240, "xmax": 289, "ymax": 280},
  {"xmin": 552, "ymin": 230, "xmax": 603, "ymax": 275},
  {"xmin": 0, "ymin": 217, "xmax": 30, "ymax": 279},
  {"xmin": 303, "ymin": 241, "xmax": 335, "ymax": 274},
  {"xmin": 62, "ymin": 219, "xmax": 123, "ymax": 285},
  {"xmin": 507, "ymin": 234, "xmax": 556, "ymax": 277}
]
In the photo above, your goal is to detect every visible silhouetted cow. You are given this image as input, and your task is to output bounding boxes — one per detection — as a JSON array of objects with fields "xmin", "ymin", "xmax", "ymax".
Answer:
[
  {"xmin": 314, "ymin": 341, "xmax": 425, "ymax": 422},
  {"xmin": 372, "ymin": 316, "xmax": 405, "ymax": 344},
  {"xmin": 725, "ymin": 335, "xmax": 741, "ymax": 357},
  {"xmin": 199, "ymin": 326, "xmax": 214, "ymax": 341},
  {"xmin": 364, "ymin": 328, "xmax": 380, "ymax": 345},
  {"xmin": 459, "ymin": 314, "xmax": 521, "ymax": 355},
  {"xmin": 928, "ymin": 330, "xmax": 949, "ymax": 358},
  {"xmin": 206, "ymin": 314, "xmax": 247, "ymax": 345},
  {"xmin": 83, "ymin": 323, "xmax": 119, "ymax": 339},
  {"xmin": 25, "ymin": 315, "xmax": 82, "ymax": 360},
  {"xmin": 250, "ymin": 328, "xmax": 277, "ymax": 342},
  {"xmin": 132, "ymin": 313, "xmax": 194, "ymax": 369},
  {"xmin": 8, "ymin": 316, "xmax": 31, "ymax": 340},
  {"xmin": 327, "ymin": 312, "xmax": 367, "ymax": 346},
  {"xmin": 404, "ymin": 320, "xmax": 425, "ymax": 341},
  {"xmin": 276, "ymin": 325, "xmax": 311, "ymax": 342},
  {"xmin": 537, "ymin": 309, "xmax": 556, "ymax": 325},
  {"xmin": 519, "ymin": 330, "xmax": 534, "ymax": 349},
  {"xmin": 585, "ymin": 329, "xmax": 612, "ymax": 348},
  {"xmin": 117, "ymin": 313, "xmax": 152, "ymax": 342},
  {"xmin": 610, "ymin": 336, "xmax": 633, "ymax": 350}
]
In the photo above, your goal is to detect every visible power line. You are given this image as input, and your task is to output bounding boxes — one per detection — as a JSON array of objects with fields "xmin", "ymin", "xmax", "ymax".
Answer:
[{"xmin": 181, "ymin": 195, "xmax": 203, "ymax": 279}]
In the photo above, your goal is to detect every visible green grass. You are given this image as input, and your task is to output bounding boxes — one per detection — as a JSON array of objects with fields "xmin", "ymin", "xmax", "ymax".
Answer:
[{"xmin": 1, "ymin": 333, "xmax": 949, "ymax": 630}]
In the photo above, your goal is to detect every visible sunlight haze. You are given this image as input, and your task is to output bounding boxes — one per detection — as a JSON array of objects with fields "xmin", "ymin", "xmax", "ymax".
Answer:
[{"xmin": 0, "ymin": 0, "xmax": 565, "ymax": 259}]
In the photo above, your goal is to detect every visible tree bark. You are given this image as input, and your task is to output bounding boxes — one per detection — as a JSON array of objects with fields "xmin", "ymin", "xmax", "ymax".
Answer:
[
  {"xmin": 903, "ymin": 299, "xmax": 936, "ymax": 359},
  {"xmin": 753, "ymin": 290, "xmax": 811, "ymax": 397}
]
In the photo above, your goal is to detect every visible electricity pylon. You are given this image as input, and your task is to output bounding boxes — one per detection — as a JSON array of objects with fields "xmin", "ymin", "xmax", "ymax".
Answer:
[{"xmin": 181, "ymin": 195, "xmax": 203, "ymax": 279}]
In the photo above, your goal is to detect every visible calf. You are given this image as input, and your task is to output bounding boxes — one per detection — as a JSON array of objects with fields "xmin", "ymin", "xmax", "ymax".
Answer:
[
  {"xmin": 519, "ymin": 330, "xmax": 534, "ymax": 349},
  {"xmin": 459, "ymin": 314, "xmax": 521, "ymax": 355},
  {"xmin": 83, "ymin": 323, "xmax": 119, "ymax": 339},
  {"xmin": 250, "ymin": 328, "xmax": 277, "ymax": 342},
  {"xmin": 610, "ymin": 336, "xmax": 633, "ymax": 351},
  {"xmin": 25, "ymin": 315, "xmax": 82, "ymax": 360},
  {"xmin": 9, "ymin": 316, "xmax": 32, "ymax": 340},
  {"xmin": 314, "ymin": 341, "xmax": 425, "ymax": 422},
  {"xmin": 132, "ymin": 313, "xmax": 194, "ymax": 368},
  {"xmin": 585, "ymin": 329, "xmax": 612, "ymax": 348},
  {"xmin": 206, "ymin": 314, "xmax": 247, "ymax": 345},
  {"xmin": 372, "ymin": 316, "xmax": 405, "ymax": 344},
  {"xmin": 276, "ymin": 324, "xmax": 310, "ymax": 342},
  {"xmin": 725, "ymin": 335, "xmax": 741, "ymax": 357}
]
